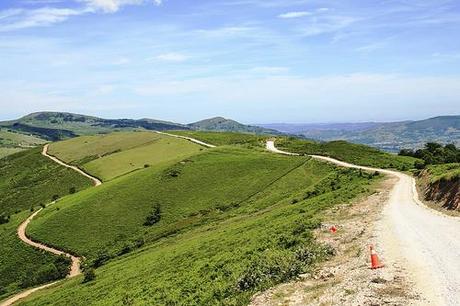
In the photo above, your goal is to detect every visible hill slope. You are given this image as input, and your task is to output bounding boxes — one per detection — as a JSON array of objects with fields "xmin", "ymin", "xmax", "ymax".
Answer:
[
  {"xmin": 21, "ymin": 142, "xmax": 380, "ymax": 305},
  {"xmin": 0, "ymin": 112, "xmax": 189, "ymax": 142},
  {"xmin": 0, "ymin": 148, "xmax": 92, "ymax": 300}
]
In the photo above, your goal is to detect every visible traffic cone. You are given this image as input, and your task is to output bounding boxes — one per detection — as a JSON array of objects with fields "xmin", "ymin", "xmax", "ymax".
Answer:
[
  {"xmin": 370, "ymin": 245, "xmax": 384, "ymax": 269},
  {"xmin": 329, "ymin": 225, "xmax": 337, "ymax": 234}
]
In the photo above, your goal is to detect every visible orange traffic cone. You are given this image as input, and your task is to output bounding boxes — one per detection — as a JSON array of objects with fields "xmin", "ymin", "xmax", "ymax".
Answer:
[
  {"xmin": 330, "ymin": 226, "xmax": 337, "ymax": 234},
  {"xmin": 370, "ymin": 245, "xmax": 384, "ymax": 269}
]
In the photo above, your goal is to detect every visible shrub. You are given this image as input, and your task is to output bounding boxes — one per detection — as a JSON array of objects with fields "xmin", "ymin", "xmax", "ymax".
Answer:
[
  {"xmin": 0, "ymin": 213, "xmax": 10, "ymax": 225},
  {"xmin": 83, "ymin": 268, "xmax": 96, "ymax": 283},
  {"xmin": 52, "ymin": 194, "xmax": 59, "ymax": 201},
  {"xmin": 144, "ymin": 204, "xmax": 161, "ymax": 226},
  {"xmin": 69, "ymin": 187, "xmax": 76, "ymax": 194}
]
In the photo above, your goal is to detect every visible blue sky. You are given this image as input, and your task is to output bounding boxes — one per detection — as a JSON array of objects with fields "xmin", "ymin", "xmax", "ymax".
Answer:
[{"xmin": 0, "ymin": 0, "xmax": 459, "ymax": 123}]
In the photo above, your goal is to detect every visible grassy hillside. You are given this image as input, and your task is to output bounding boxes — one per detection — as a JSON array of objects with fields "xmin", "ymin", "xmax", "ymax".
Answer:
[
  {"xmin": 83, "ymin": 137, "xmax": 203, "ymax": 181},
  {"xmin": 0, "ymin": 128, "xmax": 47, "ymax": 158},
  {"xmin": 0, "ymin": 112, "xmax": 189, "ymax": 142},
  {"xmin": 27, "ymin": 147, "xmax": 307, "ymax": 258},
  {"xmin": 169, "ymin": 130, "xmax": 269, "ymax": 147},
  {"xmin": 188, "ymin": 117, "xmax": 279, "ymax": 134},
  {"xmin": 0, "ymin": 211, "xmax": 70, "ymax": 300},
  {"xmin": 49, "ymin": 131, "xmax": 203, "ymax": 181},
  {"xmin": 47, "ymin": 131, "xmax": 162, "ymax": 164},
  {"xmin": 0, "ymin": 128, "xmax": 46, "ymax": 148},
  {"xmin": 0, "ymin": 148, "xmax": 92, "ymax": 300},
  {"xmin": 418, "ymin": 163, "xmax": 460, "ymax": 213},
  {"xmin": 20, "ymin": 151, "xmax": 380, "ymax": 305},
  {"xmin": 276, "ymin": 137, "xmax": 419, "ymax": 170},
  {"xmin": 424, "ymin": 163, "xmax": 460, "ymax": 183},
  {"xmin": 0, "ymin": 147, "xmax": 23, "ymax": 159},
  {"xmin": 0, "ymin": 148, "xmax": 93, "ymax": 215}
]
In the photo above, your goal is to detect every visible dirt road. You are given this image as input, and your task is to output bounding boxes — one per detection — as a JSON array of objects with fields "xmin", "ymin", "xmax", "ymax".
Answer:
[
  {"xmin": 266, "ymin": 140, "xmax": 460, "ymax": 305},
  {"xmin": 1, "ymin": 144, "xmax": 103, "ymax": 306},
  {"xmin": 42, "ymin": 144, "xmax": 102, "ymax": 186}
]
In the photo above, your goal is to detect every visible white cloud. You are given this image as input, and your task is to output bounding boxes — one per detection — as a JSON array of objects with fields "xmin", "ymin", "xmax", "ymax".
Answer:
[
  {"xmin": 302, "ymin": 15, "xmax": 357, "ymax": 36},
  {"xmin": 152, "ymin": 53, "xmax": 189, "ymax": 62},
  {"xmin": 278, "ymin": 11, "xmax": 311, "ymax": 19},
  {"xmin": 0, "ymin": 7, "xmax": 88, "ymax": 32},
  {"xmin": 81, "ymin": 0, "xmax": 162, "ymax": 13},
  {"xmin": 0, "ymin": 0, "xmax": 162, "ymax": 31}
]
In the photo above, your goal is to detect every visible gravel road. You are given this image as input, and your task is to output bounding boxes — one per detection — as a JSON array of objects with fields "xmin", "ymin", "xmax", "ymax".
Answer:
[{"xmin": 266, "ymin": 140, "xmax": 460, "ymax": 305}]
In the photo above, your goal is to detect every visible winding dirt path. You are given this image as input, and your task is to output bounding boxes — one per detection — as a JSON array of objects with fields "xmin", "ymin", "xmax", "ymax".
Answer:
[
  {"xmin": 266, "ymin": 140, "xmax": 460, "ymax": 305},
  {"xmin": 1, "ymin": 145, "xmax": 102, "ymax": 306},
  {"xmin": 42, "ymin": 144, "xmax": 102, "ymax": 186}
]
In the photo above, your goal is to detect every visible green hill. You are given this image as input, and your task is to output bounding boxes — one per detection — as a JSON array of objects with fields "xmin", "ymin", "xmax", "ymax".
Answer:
[
  {"xmin": 188, "ymin": 117, "xmax": 280, "ymax": 134},
  {"xmin": 0, "ymin": 148, "xmax": 92, "ymax": 300},
  {"xmin": 0, "ymin": 128, "xmax": 47, "ymax": 158},
  {"xmin": 0, "ymin": 112, "xmax": 189, "ymax": 142},
  {"xmin": 20, "ymin": 141, "xmax": 380, "ymax": 305},
  {"xmin": 275, "ymin": 137, "xmax": 419, "ymax": 171},
  {"xmin": 48, "ymin": 131, "xmax": 203, "ymax": 181}
]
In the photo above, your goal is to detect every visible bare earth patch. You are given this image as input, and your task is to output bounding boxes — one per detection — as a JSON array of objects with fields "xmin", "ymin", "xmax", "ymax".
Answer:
[{"xmin": 250, "ymin": 177, "xmax": 422, "ymax": 306}]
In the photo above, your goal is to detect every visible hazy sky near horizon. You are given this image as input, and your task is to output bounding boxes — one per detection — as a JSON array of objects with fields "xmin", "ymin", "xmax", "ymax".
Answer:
[{"xmin": 0, "ymin": 0, "xmax": 459, "ymax": 123}]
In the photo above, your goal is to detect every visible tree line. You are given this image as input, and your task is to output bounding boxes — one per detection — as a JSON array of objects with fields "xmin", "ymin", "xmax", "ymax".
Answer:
[{"xmin": 399, "ymin": 142, "xmax": 460, "ymax": 167}]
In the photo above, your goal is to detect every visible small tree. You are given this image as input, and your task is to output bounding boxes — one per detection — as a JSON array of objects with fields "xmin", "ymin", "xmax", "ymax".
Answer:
[
  {"xmin": 83, "ymin": 268, "xmax": 96, "ymax": 283},
  {"xmin": 144, "ymin": 204, "xmax": 161, "ymax": 226},
  {"xmin": 52, "ymin": 194, "xmax": 59, "ymax": 202},
  {"xmin": 0, "ymin": 214, "xmax": 10, "ymax": 225},
  {"xmin": 69, "ymin": 187, "xmax": 76, "ymax": 194}
]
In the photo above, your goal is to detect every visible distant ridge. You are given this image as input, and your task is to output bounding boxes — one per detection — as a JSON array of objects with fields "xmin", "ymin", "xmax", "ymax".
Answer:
[
  {"xmin": 259, "ymin": 115, "xmax": 460, "ymax": 151},
  {"xmin": 0, "ymin": 112, "xmax": 280, "ymax": 146},
  {"xmin": 188, "ymin": 116, "xmax": 280, "ymax": 134}
]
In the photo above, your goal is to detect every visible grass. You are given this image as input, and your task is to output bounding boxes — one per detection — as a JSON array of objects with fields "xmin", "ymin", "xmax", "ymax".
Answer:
[
  {"xmin": 0, "ymin": 148, "xmax": 92, "ymax": 300},
  {"xmin": 0, "ymin": 147, "xmax": 24, "ymax": 159},
  {"xmin": 47, "ymin": 131, "xmax": 163, "ymax": 165},
  {"xmin": 0, "ymin": 128, "xmax": 46, "ymax": 148},
  {"xmin": 276, "ymin": 137, "xmax": 420, "ymax": 171},
  {"xmin": 19, "ymin": 154, "xmax": 380, "ymax": 306},
  {"xmin": 27, "ymin": 147, "xmax": 308, "ymax": 259},
  {"xmin": 424, "ymin": 163, "xmax": 460, "ymax": 183},
  {"xmin": 0, "ymin": 148, "xmax": 93, "ymax": 215},
  {"xmin": 169, "ymin": 130, "xmax": 269, "ymax": 147},
  {"xmin": 0, "ymin": 211, "xmax": 69, "ymax": 300},
  {"xmin": 81, "ymin": 135, "xmax": 203, "ymax": 181}
]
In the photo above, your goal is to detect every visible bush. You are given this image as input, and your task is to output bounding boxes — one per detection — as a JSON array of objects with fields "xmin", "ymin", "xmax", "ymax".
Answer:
[
  {"xmin": 69, "ymin": 187, "xmax": 76, "ymax": 194},
  {"xmin": 0, "ymin": 213, "xmax": 10, "ymax": 224},
  {"xmin": 144, "ymin": 204, "xmax": 161, "ymax": 226},
  {"xmin": 83, "ymin": 268, "xmax": 96, "ymax": 283},
  {"xmin": 52, "ymin": 194, "xmax": 60, "ymax": 201}
]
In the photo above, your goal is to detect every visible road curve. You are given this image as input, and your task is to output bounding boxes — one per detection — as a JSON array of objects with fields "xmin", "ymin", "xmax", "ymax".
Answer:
[
  {"xmin": 266, "ymin": 140, "xmax": 460, "ymax": 306},
  {"xmin": 42, "ymin": 144, "xmax": 102, "ymax": 186},
  {"xmin": 1, "ymin": 144, "xmax": 102, "ymax": 306}
]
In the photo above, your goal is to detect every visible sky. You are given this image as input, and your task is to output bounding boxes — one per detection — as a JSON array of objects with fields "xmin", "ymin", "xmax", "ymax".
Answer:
[{"xmin": 0, "ymin": 0, "xmax": 459, "ymax": 123}]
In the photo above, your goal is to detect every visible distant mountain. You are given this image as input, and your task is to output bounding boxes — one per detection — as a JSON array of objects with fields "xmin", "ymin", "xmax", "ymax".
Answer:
[
  {"xmin": 0, "ymin": 113, "xmax": 281, "ymax": 146},
  {"xmin": 188, "ymin": 117, "xmax": 281, "ymax": 134},
  {"xmin": 260, "ymin": 116, "xmax": 460, "ymax": 152},
  {"xmin": 0, "ymin": 112, "xmax": 189, "ymax": 141}
]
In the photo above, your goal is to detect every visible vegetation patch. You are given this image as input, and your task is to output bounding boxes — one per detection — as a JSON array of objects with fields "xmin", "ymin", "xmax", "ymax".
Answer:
[
  {"xmin": 0, "ymin": 148, "xmax": 92, "ymax": 215},
  {"xmin": 276, "ymin": 137, "xmax": 419, "ymax": 170},
  {"xmin": 22, "ymin": 145, "xmax": 380, "ymax": 305},
  {"xmin": 0, "ymin": 212, "xmax": 70, "ymax": 300}
]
